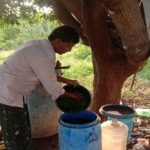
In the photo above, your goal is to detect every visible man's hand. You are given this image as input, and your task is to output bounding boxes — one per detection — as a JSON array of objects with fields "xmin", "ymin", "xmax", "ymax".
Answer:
[
  {"xmin": 55, "ymin": 60, "xmax": 61, "ymax": 70},
  {"xmin": 61, "ymin": 92, "xmax": 83, "ymax": 101},
  {"xmin": 67, "ymin": 80, "xmax": 79, "ymax": 86},
  {"xmin": 55, "ymin": 60, "xmax": 70, "ymax": 70},
  {"xmin": 57, "ymin": 76, "xmax": 79, "ymax": 86}
]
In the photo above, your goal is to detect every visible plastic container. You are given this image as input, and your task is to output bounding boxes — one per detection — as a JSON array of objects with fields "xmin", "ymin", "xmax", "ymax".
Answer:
[
  {"xmin": 100, "ymin": 104, "xmax": 136, "ymax": 143},
  {"xmin": 25, "ymin": 86, "xmax": 62, "ymax": 138},
  {"xmin": 59, "ymin": 111, "xmax": 101, "ymax": 150},
  {"xmin": 56, "ymin": 84, "xmax": 91, "ymax": 113},
  {"xmin": 135, "ymin": 108, "xmax": 150, "ymax": 117},
  {"xmin": 101, "ymin": 120, "xmax": 128, "ymax": 150}
]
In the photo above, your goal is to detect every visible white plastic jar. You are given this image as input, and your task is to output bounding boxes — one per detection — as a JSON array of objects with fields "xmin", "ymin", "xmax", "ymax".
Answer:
[{"xmin": 101, "ymin": 119, "xmax": 128, "ymax": 150}]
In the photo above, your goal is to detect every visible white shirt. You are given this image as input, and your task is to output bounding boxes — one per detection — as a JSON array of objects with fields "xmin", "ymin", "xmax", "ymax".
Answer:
[{"xmin": 0, "ymin": 39, "xmax": 64, "ymax": 107}]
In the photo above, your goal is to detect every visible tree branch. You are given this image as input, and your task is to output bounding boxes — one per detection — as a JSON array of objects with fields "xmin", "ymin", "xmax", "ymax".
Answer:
[
  {"xmin": 49, "ymin": 0, "xmax": 88, "ymax": 45},
  {"xmin": 102, "ymin": 0, "xmax": 150, "ymax": 64},
  {"xmin": 61, "ymin": 0, "xmax": 83, "ymax": 23}
]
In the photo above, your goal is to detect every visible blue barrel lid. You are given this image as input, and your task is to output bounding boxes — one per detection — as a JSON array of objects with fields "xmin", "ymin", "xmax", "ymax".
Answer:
[{"xmin": 59, "ymin": 111, "xmax": 100, "ymax": 128}]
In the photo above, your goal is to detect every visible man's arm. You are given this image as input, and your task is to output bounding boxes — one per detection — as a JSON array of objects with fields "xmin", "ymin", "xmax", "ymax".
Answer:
[{"xmin": 57, "ymin": 76, "xmax": 78, "ymax": 85}]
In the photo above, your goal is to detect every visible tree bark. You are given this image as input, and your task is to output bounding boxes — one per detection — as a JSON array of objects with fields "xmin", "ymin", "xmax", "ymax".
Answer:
[
  {"xmin": 80, "ymin": 0, "xmax": 143, "ymax": 119},
  {"xmin": 102, "ymin": 0, "xmax": 150, "ymax": 64}
]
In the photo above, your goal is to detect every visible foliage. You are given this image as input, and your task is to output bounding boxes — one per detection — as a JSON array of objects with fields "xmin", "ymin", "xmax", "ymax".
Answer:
[
  {"xmin": 0, "ymin": 0, "xmax": 36, "ymax": 25},
  {"xmin": 72, "ymin": 44, "xmax": 91, "ymax": 60},
  {"xmin": 0, "ymin": 50, "xmax": 14, "ymax": 64},
  {"xmin": 0, "ymin": 18, "xmax": 58, "ymax": 50},
  {"xmin": 56, "ymin": 44, "xmax": 93, "ymax": 90},
  {"xmin": 0, "ymin": 0, "xmax": 57, "ymax": 25},
  {"xmin": 137, "ymin": 58, "xmax": 150, "ymax": 80}
]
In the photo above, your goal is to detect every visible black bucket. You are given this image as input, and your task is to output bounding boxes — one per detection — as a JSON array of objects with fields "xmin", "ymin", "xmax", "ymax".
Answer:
[{"xmin": 56, "ymin": 84, "xmax": 91, "ymax": 113}]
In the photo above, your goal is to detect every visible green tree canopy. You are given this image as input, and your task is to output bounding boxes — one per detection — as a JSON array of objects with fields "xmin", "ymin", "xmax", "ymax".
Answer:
[{"xmin": 0, "ymin": 0, "xmax": 54, "ymax": 25}]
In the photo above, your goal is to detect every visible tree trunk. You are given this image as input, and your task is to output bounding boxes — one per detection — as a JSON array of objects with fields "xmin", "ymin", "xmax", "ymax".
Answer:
[
  {"xmin": 91, "ymin": 61, "xmax": 128, "ymax": 120},
  {"xmin": 80, "ymin": 1, "xmax": 142, "ymax": 120}
]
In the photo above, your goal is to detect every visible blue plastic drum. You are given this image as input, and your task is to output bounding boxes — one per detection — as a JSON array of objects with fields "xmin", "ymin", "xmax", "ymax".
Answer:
[{"xmin": 59, "ymin": 111, "xmax": 101, "ymax": 150}]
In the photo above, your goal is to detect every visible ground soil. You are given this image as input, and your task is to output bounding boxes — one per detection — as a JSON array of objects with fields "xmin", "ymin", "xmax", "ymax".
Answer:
[
  {"xmin": 122, "ymin": 77, "xmax": 150, "ymax": 150},
  {"xmin": 124, "ymin": 99, "xmax": 150, "ymax": 150}
]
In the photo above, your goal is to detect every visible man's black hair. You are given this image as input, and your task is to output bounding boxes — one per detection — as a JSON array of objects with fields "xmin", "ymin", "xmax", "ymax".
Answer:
[{"xmin": 48, "ymin": 25, "xmax": 79, "ymax": 44}]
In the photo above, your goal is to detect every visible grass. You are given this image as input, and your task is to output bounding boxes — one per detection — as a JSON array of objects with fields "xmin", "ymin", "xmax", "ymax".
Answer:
[
  {"xmin": 122, "ymin": 75, "xmax": 150, "ymax": 106},
  {"xmin": 0, "ymin": 50, "xmax": 15, "ymax": 64}
]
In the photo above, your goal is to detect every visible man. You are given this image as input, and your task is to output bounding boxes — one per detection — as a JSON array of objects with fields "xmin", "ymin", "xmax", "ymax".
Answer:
[{"xmin": 0, "ymin": 25, "xmax": 80, "ymax": 150}]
